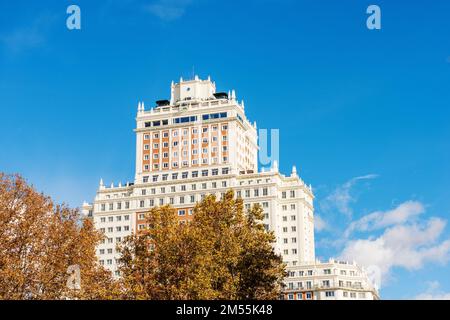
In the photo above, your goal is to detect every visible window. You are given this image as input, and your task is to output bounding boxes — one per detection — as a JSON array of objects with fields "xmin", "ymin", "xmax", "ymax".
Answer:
[
  {"xmin": 100, "ymin": 217, "xmax": 106, "ymax": 223},
  {"xmin": 140, "ymin": 200, "xmax": 145, "ymax": 208},
  {"xmin": 325, "ymin": 291, "xmax": 335, "ymax": 297},
  {"xmin": 290, "ymin": 190, "xmax": 295, "ymax": 198},
  {"xmin": 178, "ymin": 210, "xmax": 186, "ymax": 216}
]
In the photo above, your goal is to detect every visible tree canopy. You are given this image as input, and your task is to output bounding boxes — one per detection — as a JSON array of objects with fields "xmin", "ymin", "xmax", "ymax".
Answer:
[
  {"xmin": 118, "ymin": 191, "xmax": 286, "ymax": 300},
  {"xmin": 0, "ymin": 173, "xmax": 118, "ymax": 300}
]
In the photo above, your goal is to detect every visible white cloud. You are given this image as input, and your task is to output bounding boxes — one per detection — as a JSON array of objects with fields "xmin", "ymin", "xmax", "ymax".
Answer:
[
  {"xmin": 0, "ymin": 13, "xmax": 55, "ymax": 54},
  {"xmin": 415, "ymin": 281, "xmax": 450, "ymax": 300},
  {"xmin": 145, "ymin": 0, "xmax": 194, "ymax": 21},
  {"xmin": 314, "ymin": 215, "xmax": 328, "ymax": 232},
  {"xmin": 323, "ymin": 174, "xmax": 378, "ymax": 218},
  {"xmin": 340, "ymin": 216, "xmax": 450, "ymax": 286},
  {"xmin": 344, "ymin": 201, "xmax": 425, "ymax": 237}
]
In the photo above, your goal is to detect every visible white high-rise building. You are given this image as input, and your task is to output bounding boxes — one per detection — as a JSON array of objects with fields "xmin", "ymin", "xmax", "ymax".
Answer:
[{"xmin": 82, "ymin": 76, "xmax": 378, "ymax": 300}]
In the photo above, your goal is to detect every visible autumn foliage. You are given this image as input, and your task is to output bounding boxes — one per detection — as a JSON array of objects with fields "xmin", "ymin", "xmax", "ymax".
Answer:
[
  {"xmin": 117, "ymin": 191, "xmax": 286, "ymax": 300},
  {"xmin": 0, "ymin": 173, "xmax": 118, "ymax": 300},
  {"xmin": 0, "ymin": 174, "xmax": 285, "ymax": 300}
]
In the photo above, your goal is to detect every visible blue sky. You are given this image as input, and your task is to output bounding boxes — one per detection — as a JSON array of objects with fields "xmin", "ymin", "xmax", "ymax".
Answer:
[{"xmin": 1, "ymin": 0, "xmax": 449, "ymax": 299}]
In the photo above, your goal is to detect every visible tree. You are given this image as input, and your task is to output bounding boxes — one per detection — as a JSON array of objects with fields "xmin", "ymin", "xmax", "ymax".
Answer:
[
  {"xmin": 117, "ymin": 190, "xmax": 286, "ymax": 300},
  {"xmin": 0, "ymin": 173, "xmax": 118, "ymax": 300}
]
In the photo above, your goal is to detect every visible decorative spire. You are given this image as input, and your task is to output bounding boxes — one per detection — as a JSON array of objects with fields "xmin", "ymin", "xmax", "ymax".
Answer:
[
  {"xmin": 291, "ymin": 165, "xmax": 297, "ymax": 177},
  {"xmin": 272, "ymin": 160, "xmax": 279, "ymax": 172},
  {"xmin": 99, "ymin": 178, "xmax": 104, "ymax": 187},
  {"xmin": 231, "ymin": 89, "xmax": 236, "ymax": 100},
  {"xmin": 241, "ymin": 100, "xmax": 245, "ymax": 108},
  {"xmin": 141, "ymin": 101, "xmax": 145, "ymax": 111}
]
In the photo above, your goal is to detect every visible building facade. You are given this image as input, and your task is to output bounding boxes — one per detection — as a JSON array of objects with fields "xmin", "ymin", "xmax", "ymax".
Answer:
[
  {"xmin": 283, "ymin": 259, "xmax": 379, "ymax": 300},
  {"xmin": 82, "ymin": 76, "xmax": 378, "ymax": 299}
]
